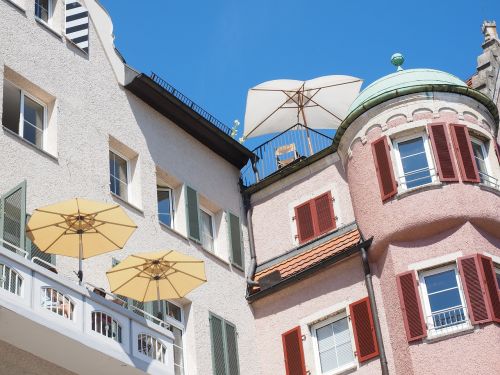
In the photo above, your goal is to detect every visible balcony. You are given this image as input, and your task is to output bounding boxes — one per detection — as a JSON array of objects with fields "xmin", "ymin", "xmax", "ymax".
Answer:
[
  {"xmin": 0, "ymin": 242, "xmax": 176, "ymax": 375},
  {"xmin": 240, "ymin": 124, "xmax": 334, "ymax": 187}
]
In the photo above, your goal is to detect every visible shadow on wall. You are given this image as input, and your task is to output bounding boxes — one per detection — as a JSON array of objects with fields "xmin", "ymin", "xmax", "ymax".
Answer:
[{"xmin": 251, "ymin": 255, "xmax": 364, "ymax": 320}]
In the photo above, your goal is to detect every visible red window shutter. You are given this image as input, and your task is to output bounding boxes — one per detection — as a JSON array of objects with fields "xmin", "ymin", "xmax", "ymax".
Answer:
[
  {"xmin": 449, "ymin": 124, "xmax": 480, "ymax": 183},
  {"xmin": 495, "ymin": 141, "xmax": 500, "ymax": 165},
  {"xmin": 282, "ymin": 326, "xmax": 306, "ymax": 375},
  {"xmin": 371, "ymin": 136, "xmax": 397, "ymax": 201},
  {"xmin": 457, "ymin": 254, "xmax": 491, "ymax": 324},
  {"xmin": 294, "ymin": 200, "xmax": 316, "ymax": 244},
  {"xmin": 396, "ymin": 271, "xmax": 427, "ymax": 342},
  {"xmin": 478, "ymin": 254, "xmax": 500, "ymax": 323},
  {"xmin": 313, "ymin": 192, "xmax": 336, "ymax": 235},
  {"xmin": 349, "ymin": 297, "xmax": 379, "ymax": 363},
  {"xmin": 427, "ymin": 123, "xmax": 458, "ymax": 182}
]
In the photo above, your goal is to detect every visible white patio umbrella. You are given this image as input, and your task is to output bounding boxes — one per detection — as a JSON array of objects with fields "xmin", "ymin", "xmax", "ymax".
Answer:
[{"xmin": 243, "ymin": 75, "xmax": 363, "ymax": 145}]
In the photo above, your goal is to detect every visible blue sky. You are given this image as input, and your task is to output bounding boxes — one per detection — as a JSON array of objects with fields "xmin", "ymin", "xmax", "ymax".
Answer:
[{"xmin": 100, "ymin": 0, "xmax": 499, "ymax": 149}]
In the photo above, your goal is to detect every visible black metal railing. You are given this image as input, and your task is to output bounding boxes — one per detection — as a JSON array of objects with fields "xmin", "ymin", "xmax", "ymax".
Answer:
[
  {"xmin": 150, "ymin": 72, "xmax": 233, "ymax": 136},
  {"xmin": 240, "ymin": 124, "xmax": 333, "ymax": 187}
]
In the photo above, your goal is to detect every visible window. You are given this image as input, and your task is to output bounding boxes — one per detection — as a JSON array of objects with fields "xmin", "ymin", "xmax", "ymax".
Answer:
[
  {"xmin": 109, "ymin": 150, "xmax": 129, "ymax": 200},
  {"xmin": 200, "ymin": 208, "xmax": 215, "ymax": 252},
  {"xmin": 419, "ymin": 265, "xmax": 469, "ymax": 336},
  {"xmin": 393, "ymin": 134, "xmax": 434, "ymax": 190},
  {"xmin": 2, "ymin": 80, "xmax": 46, "ymax": 149},
  {"xmin": 294, "ymin": 191, "xmax": 336, "ymax": 244},
  {"xmin": 209, "ymin": 313, "xmax": 240, "ymax": 375},
  {"xmin": 470, "ymin": 138, "xmax": 493, "ymax": 186},
  {"xmin": 312, "ymin": 313, "xmax": 355, "ymax": 374},
  {"xmin": 91, "ymin": 311, "xmax": 122, "ymax": 343},
  {"xmin": 35, "ymin": 0, "xmax": 52, "ymax": 23},
  {"xmin": 157, "ymin": 186, "xmax": 174, "ymax": 228},
  {"xmin": 41, "ymin": 287, "xmax": 74, "ymax": 320},
  {"xmin": 0, "ymin": 263, "xmax": 23, "ymax": 296},
  {"xmin": 137, "ymin": 333, "xmax": 167, "ymax": 363}
]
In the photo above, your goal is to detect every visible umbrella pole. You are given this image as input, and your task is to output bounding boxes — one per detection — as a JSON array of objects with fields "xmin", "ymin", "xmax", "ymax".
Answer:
[
  {"xmin": 300, "ymin": 106, "xmax": 314, "ymax": 156},
  {"xmin": 78, "ymin": 233, "xmax": 83, "ymax": 285},
  {"xmin": 156, "ymin": 280, "xmax": 163, "ymax": 322}
]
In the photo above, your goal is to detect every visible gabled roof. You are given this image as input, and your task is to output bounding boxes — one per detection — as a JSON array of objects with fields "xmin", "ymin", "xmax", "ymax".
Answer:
[{"xmin": 247, "ymin": 223, "xmax": 370, "ymax": 302}]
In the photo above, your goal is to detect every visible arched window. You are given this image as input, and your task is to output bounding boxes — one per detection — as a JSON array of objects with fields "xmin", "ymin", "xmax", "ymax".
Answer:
[
  {"xmin": 137, "ymin": 333, "xmax": 167, "ymax": 363},
  {"xmin": 41, "ymin": 287, "xmax": 74, "ymax": 320},
  {"xmin": 0, "ymin": 263, "xmax": 22, "ymax": 296},
  {"xmin": 91, "ymin": 311, "xmax": 122, "ymax": 343}
]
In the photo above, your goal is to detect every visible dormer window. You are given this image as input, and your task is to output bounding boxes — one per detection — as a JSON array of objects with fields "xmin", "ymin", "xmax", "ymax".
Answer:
[{"xmin": 35, "ymin": 0, "xmax": 53, "ymax": 24}]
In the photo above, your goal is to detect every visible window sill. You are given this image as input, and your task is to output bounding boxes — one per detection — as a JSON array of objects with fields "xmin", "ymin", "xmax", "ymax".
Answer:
[
  {"xmin": 321, "ymin": 362, "xmax": 357, "ymax": 375},
  {"xmin": 395, "ymin": 181, "xmax": 443, "ymax": 199},
  {"xmin": 2, "ymin": 126, "xmax": 58, "ymax": 162},
  {"xmin": 424, "ymin": 324, "xmax": 475, "ymax": 344},
  {"xmin": 110, "ymin": 193, "xmax": 144, "ymax": 216},
  {"xmin": 35, "ymin": 17, "xmax": 63, "ymax": 40},
  {"xmin": 199, "ymin": 245, "xmax": 231, "ymax": 267},
  {"xmin": 3, "ymin": 0, "xmax": 26, "ymax": 14}
]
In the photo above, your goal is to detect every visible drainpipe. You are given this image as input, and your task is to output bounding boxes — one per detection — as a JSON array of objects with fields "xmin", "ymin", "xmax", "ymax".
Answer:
[
  {"xmin": 361, "ymin": 242, "xmax": 389, "ymax": 375},
  {"xmin": 243, "ymin": 194, "xmax": 259, "ymax": 287}
]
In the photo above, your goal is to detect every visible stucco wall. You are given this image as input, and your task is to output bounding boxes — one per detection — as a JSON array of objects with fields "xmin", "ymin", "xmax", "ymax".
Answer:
[
  {"xmin": 0, "ymin": 1, "xmax": 256, "ymax": 374},
  {"xmin": 373, "ymin": 222, "xmax": 500, "ymax": 375},
  {"xmin": 251, "ymin": 255, "xmax": 382, "ymax": 375},
  {"xmin": 340, "ymin": 92, "xmax": 500, "ymax": 256},
  {"xmin": 0, "ymin": 339, "xmax": 76, "ymax": 375},
  {"xmin": 251, "ymin": 153, "xmax": 355, "ymax": 263}
]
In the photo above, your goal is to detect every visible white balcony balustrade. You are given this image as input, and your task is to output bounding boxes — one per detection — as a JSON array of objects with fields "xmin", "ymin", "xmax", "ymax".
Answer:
[{"xmin": 0, "ymin": 242, "xmax": 175, "ymax": 375}]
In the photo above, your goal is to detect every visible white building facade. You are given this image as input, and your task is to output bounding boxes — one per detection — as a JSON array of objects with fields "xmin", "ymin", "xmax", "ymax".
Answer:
[{"xmin": 0, "ymin": 0, "xmax": 257, "ymax": 374}]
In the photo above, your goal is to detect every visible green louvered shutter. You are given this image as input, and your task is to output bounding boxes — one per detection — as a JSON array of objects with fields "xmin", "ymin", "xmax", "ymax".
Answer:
[
  {"xmin": 0, "ymin": 181, "xmax": 27, "ymax": 256},
  {"xmin": 228, "ymin": 213, "xmax": 243, "ymax": 270},
  {"xmin": 185, "ymin": 186, "xmax": 201, "ymax": 242},
  {"xmin": 26, "ymin": 213, "xmax": 56, "ymax": 269},
  {"xmin": 225, "ymin": 321, "xmax": 240, "ymax": 375},
  {"xmin": 210, "ymin": 313, "xmax": 227, "ymax": 375}
]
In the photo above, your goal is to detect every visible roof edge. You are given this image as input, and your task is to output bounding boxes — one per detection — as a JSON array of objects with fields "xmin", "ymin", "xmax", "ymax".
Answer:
[{"xmin": 333, "ymin": 84, "xmax": 500, "ymax": 149}]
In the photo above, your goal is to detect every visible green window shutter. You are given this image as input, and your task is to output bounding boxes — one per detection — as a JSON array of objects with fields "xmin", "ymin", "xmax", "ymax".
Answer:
[
  {"xmin": 0, "ymin": 181, "xmax": 27, "ymax": 256},
  {"xmin": 224, "ymin": 321, "xmax": 240, "ymax": 375},
  {"xmin": 209, "ymin": 313, "xmax": 241, "ymax": 375},
  {"xmin": 227, "ymin": 212, "xmax": 244, "ymax": 269},
  {"xmin": 185, "ymin": 186, "xmax": 201, "ymax": 242},
  {"xmin": 26, "ymin": 213, "xmax": 56, "ymax": 269},
  {"xmin": 210, "ymin": 313, "xmax": 228, "ymax": 375}
]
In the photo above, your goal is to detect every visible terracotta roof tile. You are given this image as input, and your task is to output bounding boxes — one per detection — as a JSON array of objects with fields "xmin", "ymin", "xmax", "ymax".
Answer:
[{"xmin": 250, "ymin": 229, "xmax": 361, "ymax": 294}]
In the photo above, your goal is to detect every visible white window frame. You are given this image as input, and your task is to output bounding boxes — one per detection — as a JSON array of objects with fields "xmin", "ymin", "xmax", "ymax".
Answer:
[
  {"xmin": 164, "ymin": 300, "xmax": 186, "ymax": 375},
  {"xmin": 494, "ymin": 265, "xmax": 500, "ymax": 290},
  {"xmin": 418, "ymin": 263, "xmax": 471, "ymax": 338},
  {"xmin": 35, "ymin": 0, "xmax": 54, "ymax": 25},
  {"xmin": 310, "ymin": 311, "xmax": 357, "ymax": 375},
  {"xmin": 4, "ymin": 80, "xmax": 48, "ymax": 149},
  {"xmin": 109, "ymin": 149, "xmax": 130, "ymax": 201},
  {"xmin": 470, "ymin": 137, "xmax": 495, "ymax": 186},
  {"xmin": 199, "ymin": 206, "xmax": 216, "ymax": 252},
  {"xmin": 157, "ymin": 185, "xmax": 174, "ymax": 229},
  {"xmin": 392, "ymin": 132, "xmax": 436, "ymax": 191}
]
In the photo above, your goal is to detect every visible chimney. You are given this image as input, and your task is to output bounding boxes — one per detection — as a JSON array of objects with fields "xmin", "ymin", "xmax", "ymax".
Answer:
[{"xmin": 482, "ymin": 21, "xmax": 498, "ymax": 43}]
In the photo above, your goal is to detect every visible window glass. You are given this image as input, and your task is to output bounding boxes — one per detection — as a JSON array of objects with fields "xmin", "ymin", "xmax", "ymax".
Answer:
[
  {"xmin": 35, "ymin": 0, "xmax": 51, "ymax": 22},
  {"xmin": 397, "ymin": 137, "xmax": 432, "ymax": 189},
  {"xmin": 422, "ymin": 268, "xmax": 466, "ymax": 330},
  {"xmin": 315, "ymin": 316, "xmax": 354, "ymax": 373},
  {"xmin": 2, "ymin": 81, "xmax": 21, "ymax": 133},
  {"xmin": 200, "ymin": 209, "xmax": 214, "ymax": 252},
  {"xmin": 157, "ymin": 187, "xmax": 173, "ymax": 227},
  {"xmin": 109, "ymin": 151, "xmax": 128, "ymax": 199},
  {"xmin": 23, "ymin": 96, "xmax": 44, "ymax": 147},
  {"xmin": 167, "ymin": 301, "xmax": 182, "ymax": 322},
  {"xmin": 168, "ymin": 325, "xmax": 184, "ymax": 375},
  {"xmin": 471, "ymin": 140, "xmax": 488, "ymax": 183}
]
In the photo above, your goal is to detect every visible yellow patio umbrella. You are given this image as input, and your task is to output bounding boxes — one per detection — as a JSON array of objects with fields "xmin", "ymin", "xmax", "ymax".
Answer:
[
  {"xmin": 26, "ymin": 198, "xmax": 137, "ymax": 283},
  {"xmin": 106, "ymin": 250, "xmax": 207, "ymax": 305}
]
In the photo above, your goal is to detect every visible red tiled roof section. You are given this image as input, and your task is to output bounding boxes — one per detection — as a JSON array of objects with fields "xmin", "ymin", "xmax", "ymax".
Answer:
[{"xmin": 253, "ymin": 229, "xmax": 361, "ymax": 288}]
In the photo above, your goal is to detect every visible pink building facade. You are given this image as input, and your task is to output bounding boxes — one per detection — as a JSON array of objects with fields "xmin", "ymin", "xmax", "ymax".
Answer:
[{"xmin": 245, "ymin": 22, "xmax": 500, "ymax": 375}]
